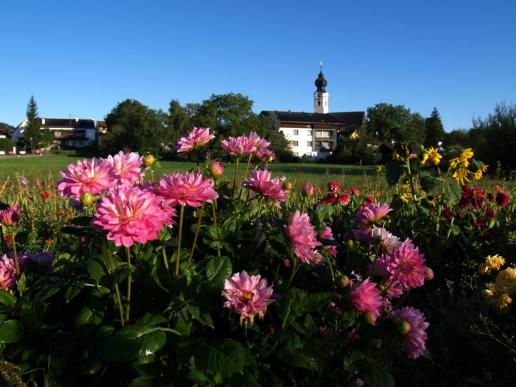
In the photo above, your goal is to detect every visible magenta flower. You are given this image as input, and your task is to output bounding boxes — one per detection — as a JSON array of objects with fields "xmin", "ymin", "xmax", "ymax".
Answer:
[
  {"xmin": 248, "ymin": 132, "xmax": 270, "ymax": 150},
  {"xmin": 93, "ymin": 185, "xmax": 167, "ymax": 248},
  {"xmin": 319, "ymin": 226, "xmax": 334, "ymax": 240},
  {"xmin": 355, "ymin": 203, "xmax": 392, "ymax": 226},
  {"xmin": 209, "ymin": 160, "xmax": 225, "ymax": 177},
  {"xmin": 223, "ymin": 270, "xmax": 274, "ymax": 325},
  {"xmin": 0, "ymin": 254, "xmax": 16, "ymax": 290},
  {"xmin": 221, "ymin": 135, "xmax": 256, "ymax": 157},
  {"xmin": 286, "ymin": 211, "xmax": 322, "ymax": 264},
  {"xmin": 176, "ymin": 127, "xmax": 215, "ymax": 153},
  {"xmin": 303, "ymin": 183, "xmax": 316, "ymax": 197},
  {"xmin": 350, "ymin": 278, "xmax": 383, "ymax": 322},
  {"xmin": 105, "ymin": 151, "xmax": 143, "ymax": 185},
  {"xmin": 255, "ymin": 149, "xmax": 276, "ymax": 163},
  {"xmin": 370, "ymin": 227, "xmax": 402, "ymax": 254},
  {"xmin": 156, "ymin": 172, "xmax": 219, "ymax": 208},
  {"xmin": 385, "ymin": 240, "xmax": 426, "ymax": 290},
  {"xmin": 393, "ymin": 307, "xmax": 429, "ymax": 359},
  {"xmin": 57, "ymin": 158, "xmax": 114, "ymax": 199},
  {"xmin": 242, "ymin": 170, "xmax": 287, "ymax": 203},
  {"xmin": 0, "ymin": 204, "xmax": 19, "ymax": 227}
]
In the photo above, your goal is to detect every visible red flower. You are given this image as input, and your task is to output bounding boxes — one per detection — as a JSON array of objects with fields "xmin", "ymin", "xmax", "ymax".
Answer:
[
  {"xmin": 365, "ymin": 194, "xmax": 374, "ymax": 204},
  {"xmin": 495, "ymin": 187, "xmax": 510, "ymax": 208},
  {"xmin": 41, "ymin": 191, "xmax": 50, "ymax": 200},
  {"xmin": 337, "ymin": 193, "xmax": 350, "ymax": 205},
  {"xmin": 442, "ymin": 207, "xmax": 453, "ymax": 219},
  {"xmin": 328, "ymin": 181, "xmax": 340, "ymax": 193}
]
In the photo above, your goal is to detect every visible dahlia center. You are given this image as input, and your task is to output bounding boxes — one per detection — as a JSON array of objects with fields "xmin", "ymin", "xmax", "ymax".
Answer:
[{"xmin": 242, "ymin": 291, "xmax": 254, "ymax": 301}]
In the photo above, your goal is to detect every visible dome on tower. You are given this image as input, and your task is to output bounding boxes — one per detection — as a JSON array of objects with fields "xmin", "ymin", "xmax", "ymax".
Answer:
[{"xmin": 315, "ymin": 71, "xmax": 327, "ymax": 93}]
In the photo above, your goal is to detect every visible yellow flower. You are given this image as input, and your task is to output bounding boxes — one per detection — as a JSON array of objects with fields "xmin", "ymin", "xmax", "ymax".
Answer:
[
  {"xmin": 460, "ymin": 148, "xmax": 474, "ymax": 162},
  {"xmin": 479, "ymin": 254, "xmax": 506, "ymax": 274},
  {"xmin": 495, "ymin": 267, "xmax": 516, "ymax": 295},
  {"xmin": 484, "ymin": 283, "xmax": 496, "ymax": 298},
  {"xmin": 400, "ymin": 193, "xmax": 411, "ymax": 203},
  {"xmin": 449, "ymin": 157, "xmax": 460, "ymax": 169},
  {"xmin": 484, "ymin": 283, "xmax": 512, "ymax": 310},
  {"xmin": 376, "ymin": 165, "xmax": 383, "ymax": 173},
  {"xmin": 421, "ymin": 147, "xmax": 442, "ymax": 166},
  {"xmin": 393, "ymin": 144, "xmax": 410, "ymax": 161},
  {"xmin": 473, "ymin": 169, "xmax": 483, "ymax": 180},
  {"xmin": 481, "ymin": 164, "xmax": 488, "ymax": 172},
  {"xmin": 452, "ymin": 167, "xmax": 470, "ymax": 185},
  {"xmin": 496, "ymin": 293, "xmax": 512, "ymax": 310}
]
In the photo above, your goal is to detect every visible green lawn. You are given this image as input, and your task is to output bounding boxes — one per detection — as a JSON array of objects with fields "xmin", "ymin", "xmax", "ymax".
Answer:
[{"xmin": 0, "ymin": 154, "xmax": 379, "ymax": 187}]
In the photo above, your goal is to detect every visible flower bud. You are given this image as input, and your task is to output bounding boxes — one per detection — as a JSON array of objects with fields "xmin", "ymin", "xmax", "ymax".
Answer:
[
  {"xmin": 399, "ymin": 320, "xmax": 411, "ymax": 335},
  {"xmin": 347, "ymin": 239, "xmax": 354, "ymax": 249},
  {"xmin": 80, "ymin": 192, "xmax": 94, "ymax": 206},
  {"xmin": 339, "ymin": 275, "xmax": 350, "ymax": 288},
  {"xmin": 364, "ymin": 311, "xmax": 377, "ymax": 325},
  {"xmin": 209, "ymin": 160, "xmax": 225, "ymax": 178},
  {"xmin": 283, "ymin": 258, "xmax": 291, "ymax": 268},
  {"xmin": 282, "ymin": 181, "xmax": 293, "ymax": 191},
  {"xmin": 143, "ymin": 154, "xmax": 156, "ymax": 168},
  {"xmin": 424, "ymin": 267, "xmax": 434, "ymax": 281}
]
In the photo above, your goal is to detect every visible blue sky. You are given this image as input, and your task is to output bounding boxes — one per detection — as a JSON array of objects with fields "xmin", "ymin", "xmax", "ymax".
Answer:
[{"xmin": 1, "ymin": 0, "xmax": 515, "ymax": 130}]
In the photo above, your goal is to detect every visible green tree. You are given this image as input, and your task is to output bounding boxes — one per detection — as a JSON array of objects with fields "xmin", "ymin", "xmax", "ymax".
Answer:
[
  {"xmin": 424, "ymin": 108, "xmax": 445, "ymax": 147},
  {"xmin": 22, "ymin": 96, "xmax": 51, "ymax": 150},
  {"xmin": 102, "ymin": 99, "xmax": 168, "ymax": 154},
  {"xmin": 366, "ymin": 103, "xmax": 426, "ymax": 145},
  {"xmin": 168, "ymin": 100, "xmax": 190, "ymax": 144}
]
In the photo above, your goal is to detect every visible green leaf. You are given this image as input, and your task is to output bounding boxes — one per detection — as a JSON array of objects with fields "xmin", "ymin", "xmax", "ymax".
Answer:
[
  {"xmin": 70, "ymin": 216, "xmax": 93, "ymax": 226},
  {"xmin": 87, "ymin": 255, "xmax": 108, "ymax": 283},
  {"xmin": 196, "ymin": 339, "xmax": 245, "ymax": 377},
  {"xmin": 358, "ymin": 359, "xmax": 394, "ymax": 387},
  {"xmin": 301, "ymin": 292, "xmax": 334, "ymax": 314},
  {"xmin": 0, "ymin": 290, "xmax": 17, "ymax": 308},
  {"xmin": 420, "ymin": 173, "xmax": 440, "ymax": 193},
  {"xmin": 64, "ymin": 281, "xmax": 85, "ymax": 303},
  {"xmin": 443, "ymin": 180, "xmax": 462, "ymax": 204},
  {"xmin": 206, "ymin": 256, "xmax": 232, "ymax": 287},
  {"xmin": 102, "ymin": 314, "xmax": 167, "ymax": 363},
  {"xmin": 0, "ymin": 320, "xmax": 23, "ymax": 343},
  {"xmin": 385, "ymin": 161, "xmax": 405, "ymax": 186}
]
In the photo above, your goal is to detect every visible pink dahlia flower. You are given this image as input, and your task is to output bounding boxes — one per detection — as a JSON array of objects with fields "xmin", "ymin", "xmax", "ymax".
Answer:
[
  {"xmin": 286, "ymin": 211, "xmax": 322, "ymax": 264},
  {"xmin": 370, "ymin": 227, "xmax": 402, "ymax": 254},
  {"xmin": 105, "ymin": 151, "xmax": 143, "ymax": 185},
  {"xmin": 57, "ymin": 158, "xmax": 114, "ymax": 199},
  {"xmin": 176, "ymin": 127, "xmax": 215, "ymax": 153},
  {"xmin": 319, "ymin": 226, "xmax": 334, "ymax": 240},
  {"xmin": 242, "ymin": 170, "xmax": 287, "ymax": 203},
  {"xmin": 355, "ymin": 203, "xmax": 392, "ymax": 226},
  {"xmin": 155, "ymin": 172, "xmax": 219, "ymax": 208},
  {"xmin": 303, "ymin": 183, "xmax": 316, "ymax": 197},
  {"xmin": 223, "ymin": 270, "xmax": 274, "ymax": 325},
  {"xmin": 385, "ymin": 240, "xmax": 426, "ymax": 290},
  {"xmin": 93, "ymin": 185, "xmax": 167, "ymax": 248},
  {"xmin": 393, "ymin": 307, "xmax": 429, "ymax": 359},
  {"xmin": 221, "ymin": 135, "xmax": 256, "ymax": 157},
  {"xmin": 248, "ymin": 132, "xmax": 270, "ymax": 150},
  {"xmin": 209, "ymin": 160, "xmax": 225, "ymax": 178},
  {"xmin": 0, "ymin": 203, "xmax": 19, "ymax": 227},
  {"xmin": 350, "ymin": 278, "xmax": 383, "ymax": 322},
  {"xmin": 256, "ymin": 149, "xmax": 276, "ymax": 163},
  {"xmin": 0, "ymin": 254, "xmax": 16, "ymax": 290}
]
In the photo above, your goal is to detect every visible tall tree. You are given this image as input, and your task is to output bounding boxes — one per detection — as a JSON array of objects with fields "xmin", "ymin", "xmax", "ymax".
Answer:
[
  {"xmin": 102, "ymin": 99, "xmax": 168, "ymax": 154},
  {"xmin": 366, "ymin": 103, "xmax": 426, "ymax": 145},
  {"xmin": 424, "ymin": 108, "xmax": 445, "ymax": 147},
  {"xmin": 168, "ymin": 100, "xmax": 190, "ymax": 144},
  {"xmin": 23, "ymin": 96, "xmax": 51, "ymax": 150}
]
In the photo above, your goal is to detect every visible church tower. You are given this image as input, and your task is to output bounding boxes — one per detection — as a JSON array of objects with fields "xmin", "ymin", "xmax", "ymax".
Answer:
[{"xmin": 314, "ymin": 65, "xmax": 329, "ymax": 114}]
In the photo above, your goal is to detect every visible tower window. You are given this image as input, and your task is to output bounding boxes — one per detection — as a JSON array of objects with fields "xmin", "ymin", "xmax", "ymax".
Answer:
[
  {"xmin": 318, "ymin": 101, "xmax": 321, "ymax": 106},
  {"xmin": 293, "ymin": 129, "xmax": 299, "ymax": 135}
]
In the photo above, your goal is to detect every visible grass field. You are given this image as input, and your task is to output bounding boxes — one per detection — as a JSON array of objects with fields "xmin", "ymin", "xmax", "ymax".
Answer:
[{"xmin": 0, "ymin": 154, "xmax": 381, "ymax": 187}]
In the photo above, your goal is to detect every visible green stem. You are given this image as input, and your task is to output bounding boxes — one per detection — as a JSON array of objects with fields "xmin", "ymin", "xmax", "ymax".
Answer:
[
  {"xmin": 243, "ymin": 154, "xmax": 253, "ymax": 180},
  {"xmin": 287, "ymin": 259, "xmax": 300, "ymax": 287},
  {"xmin": 162, "ymin": 246, "xmax": 169, "ymax": 271},
  {"xmin": 125, "ymin": 247, "xmax": 132, "ymax": 322},
  {"xmin": 232, "ymin": 158, "xmax": 240, "ymax": 195},
  {"xmin": 11, "ymin": 231, "xmax": 20, "ymax": 275},
  {"xmin": 188, "ymin": 202, "xmax": 205, "ymax": 265},
  {"xmin": 211, "ymin": 202, "xmax": 221, "ymax": 257},
  {"xmin": 176, "ymin": 206, "xmax": 185, "ymax": 276},
  {"xmin": 107, "ymin": 248, "xmax": 125, "ymax": 327}
]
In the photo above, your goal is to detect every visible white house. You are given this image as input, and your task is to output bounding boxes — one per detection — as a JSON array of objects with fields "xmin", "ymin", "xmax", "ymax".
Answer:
[
  {"xmin": 12, "ymin": 118, "xmax": 98, "ymax": 149},
  {"xmin": 262, "ymin": 68, "xmax": 366, "ymax": 159}
]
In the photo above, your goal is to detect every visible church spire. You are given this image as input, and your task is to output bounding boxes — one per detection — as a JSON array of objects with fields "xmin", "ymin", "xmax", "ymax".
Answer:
[{"xmin": 314, "ymin": 63, "xmax": 329, "ymax": 113}]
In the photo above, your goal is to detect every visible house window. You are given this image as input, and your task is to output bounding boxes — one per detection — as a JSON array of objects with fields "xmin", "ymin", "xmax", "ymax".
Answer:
[
  {"xmin": 289, "ymin": 141, "xmax": 299, "ymax": 147},
  {"xmin": 293, "ymin": 129, "xmax": 299, "ymax": 135},
  {"xmin": 307, "ymin": 141, "xmax": 313, "ymax": 147}
]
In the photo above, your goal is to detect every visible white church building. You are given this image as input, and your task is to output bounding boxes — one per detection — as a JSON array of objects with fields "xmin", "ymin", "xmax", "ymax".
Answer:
[{"xmin": 262, "ymin": 68, "xmax": 366, "ymax": 159}]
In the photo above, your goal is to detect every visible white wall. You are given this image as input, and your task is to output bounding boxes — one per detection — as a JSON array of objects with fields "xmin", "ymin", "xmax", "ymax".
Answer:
[{"xmin": 279, "ymin": 127, "xmax": 316, "ymax": 157}]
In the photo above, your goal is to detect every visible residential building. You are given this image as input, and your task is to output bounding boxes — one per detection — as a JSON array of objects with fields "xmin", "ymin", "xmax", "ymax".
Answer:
[
  {"xmin": 12, "ymin": 118, "xmax": 98, "ymax": 149},
  {"xmin": 262, "ymin": 68, "xmax": 366, "ymax": 159}
]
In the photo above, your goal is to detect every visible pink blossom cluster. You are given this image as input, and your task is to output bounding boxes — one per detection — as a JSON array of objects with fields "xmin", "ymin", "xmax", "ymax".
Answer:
[
  {"xmin": 221, "ymin": 132, "xmax": 276, "ymax": 162},
  {"xmin": 0, "ymin": 254, "xmax": 16, "ymax": 290},
  {"xmin": 57, "ymin": 152, "xmax": 146, "ymax": 200},
  {"xmin": 371, "ymin": 239, "xmax": 431, "ymax": 299},
  {"xmin": 355, "ymin": 203, "xmax": 392, "ymax": 227},
  {"xmin": 93, "ymin": 184, "xmax": 168, "ymax": 248},
  {"xmin": 285, "ymin": 211, "xmax": 322, "ymax": 265},
  {"xmin": 176, "ymin": 127, "xmax": 215, "ymax": 153},
  {"xmin": 223, "ymin": 270, "xmax": 274, "ymax": 325},
  {"xmin": 319, "ymin": 226, "xmax": 337, "ymax": 257},
  {"xmin": 0, "ymin": 203, "xmax": 19, "ymax": 227},
  {"xmin": 242, "ymin": 170, "xmax": 287, "ymax": 203},
  {"xmin": 350, "ymin": 278, "xmax": 383, "ymax": 322}
]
